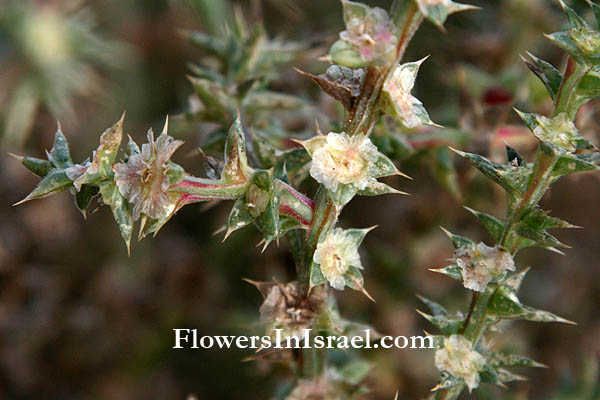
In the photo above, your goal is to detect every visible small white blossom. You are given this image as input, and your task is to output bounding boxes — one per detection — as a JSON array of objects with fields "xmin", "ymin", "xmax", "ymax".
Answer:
[
  {"xmin": 310, "ymin": 132, "xmax": 378, "ymax": 193},
  {"xmin": 383, "ymin": 61, "xmax": 436, "ymax": 128},
  {"xmin": 435, "ymin": 335, "xmax": 486, "ymax": 392},
  {"xmin": 313, "ymin": 228, "xmax": 363, "ymax": 290},
  {"xmin": 113, "ymin": 129, "xmax": 183, "ymax": 220},
  {"xmin": 453, "ymin": 242, "xmax": 515, "ymax": 292}
]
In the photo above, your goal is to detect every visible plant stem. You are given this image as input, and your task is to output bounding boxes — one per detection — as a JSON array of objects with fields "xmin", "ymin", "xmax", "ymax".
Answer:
[
  {"xmin": 295, "ymin": 0, "xmax": 426, "ymax": 382},
  {"xmin": 433, "ymin": 52, "xmax": 591, "ymax": 400}
]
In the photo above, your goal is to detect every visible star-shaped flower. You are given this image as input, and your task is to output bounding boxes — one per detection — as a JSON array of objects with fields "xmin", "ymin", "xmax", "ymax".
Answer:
[
  {"xmin": 299, "ymin": 132, "xmax": 407, "ymax": 206},
  {"xmin": 453, "ymin": 242, "xmax": 515, "ymax": 292},
  {"xmin": 435, "ymin": 335, "xmax": 486, "ymax": 392},
  {"xmin": 113, "ymin": 120, "xmax": 184, "ymax": 221}
]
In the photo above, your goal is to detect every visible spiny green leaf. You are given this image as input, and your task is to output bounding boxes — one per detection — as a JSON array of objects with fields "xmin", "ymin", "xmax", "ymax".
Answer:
[
  {"xmin": 487, "ymin": 352, "xmax": 547, "ymax": 369},
  {"xmin": 49, "ymin": 126, "xmax": 73, "ymax": 168},
  {"xmin": 504, "ymin": 267, "xmax": 530, "ymax": 292},
  {"xmin": 357, "ymin": 180, "xmax": 406, "ymax": 197},
  {"xmin": 227, "ymin": 197, "xmax": 255, "ymax": 235},
  {"xmin": 73, "ymin": 114, "xmax": 125, "ymax": 189},
  {"xmin": 552, "ymin": 152, "xmax": 600, "ymax": 177},
  {"xmin": 521, "ymin": 207, "xmax": 579, "ymax": 230},
  {"xmin": 75, "ymin": 184, "xmax": 99, "ymax": 216},
  {"xmin": 429, "ymin": 265, "xmax": 463, "ymax": 281},
  {"xmin": 487, "ymin": 285, "xmax": 575, "ymax": 324},
  {"xmin": 450, "ymin": 148, "xmax": 521, "ymax": 194},
  {"xmin": 522, "ymin": 52, "xmax": 563, "ymax": 100},
  {"xmin": 310, "ymin": 261, "xmax": 328, "ymax": 288},
  {"xmin": 417, "ymin": 294, "xmax": 449, "ymax": 317},
  {"xmin": 182, "ymin": 30, "xmax": 226, "ymax": 58},
  {"xmin": 588, "ymin": 0, "xmax": 600, "ymax": 27},
  {"xmin": 14, "ymin": 168, "xmax": 72, "ymax": 205},
  {"xmin": 440, "ymin": 226, "xmax": 473, "ymax": 249},
  {"xmin": 222, "ymin": 117, "xmax": 252, "ymax": 182},
  {"xmin": 416, "ymin": 0, "xmax": 479, "ymax": 28},
  {"xmin": 417, "ymin": 310, "xmax": 464, "ymax": 335},
  {"xmin": 188, "ymin": 76, "xmax": 236, "ymax": 123},
  {"xmin": 243, "ymin": 91, "xmax": 305, "ymax": 113},
  {"xmin": 464, "ymin": 206, "xmax": 504, "ymax": 243},
  {"xmin": 14, "ymin": 155, "xmax": 53, "ymax": 178},
  {"xmin": 513, "ymin": 222, "xmax": 569, "ymax": 249},
  {"xmin": 98, "ymin": 180, "xmax": 134, "ymax": 253}
]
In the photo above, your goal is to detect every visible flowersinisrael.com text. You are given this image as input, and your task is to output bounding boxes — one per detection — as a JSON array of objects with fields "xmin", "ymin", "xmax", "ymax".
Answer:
[{"xmin": 173, "ymin": 329, "xmax": 434, "ymax": 350}]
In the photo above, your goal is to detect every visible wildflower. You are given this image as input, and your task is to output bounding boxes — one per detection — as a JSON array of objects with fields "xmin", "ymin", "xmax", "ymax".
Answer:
[
  {"xmin": 113, "ymin": 124, "xmax": 184, "ymax": 220},
  {"xmin": 382, "ymin": 60, "xmax": 437, "ymax": 128},
  {"xmin": 311, "ymin": 133, "xmax": 377, "ymax": 192},
  {"xmin": 330, "ymin": 0, "xmax": 398, "ymax": 67},
  {"xmin": 453, "ymin": 242, "xmax": 515, "ymax": 292},
  {"xmin": 301, "ymin": 132, "xmax": 404, "ymax": 206},
  {"xmin": 314, "ymin": 228, "xmax": 363, "ymax": 290},
  {"xmin": 435, "ymin": 335, "xmax": 486, "ymax": 392}
]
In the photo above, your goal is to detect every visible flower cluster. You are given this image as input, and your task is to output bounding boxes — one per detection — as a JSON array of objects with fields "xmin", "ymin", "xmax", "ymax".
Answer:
[
  {"xmin": 434, "ymin": 335, "xmax": 486, "ymax": 392},
  {"xmin": 452, "ymin": 242, "xmax": 515, "ymax": 292}
]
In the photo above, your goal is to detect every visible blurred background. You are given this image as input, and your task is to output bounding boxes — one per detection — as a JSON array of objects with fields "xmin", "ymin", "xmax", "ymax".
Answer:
[{"xmin": 1, "ymin": 0, "xmax": 599, "ymax": 399}]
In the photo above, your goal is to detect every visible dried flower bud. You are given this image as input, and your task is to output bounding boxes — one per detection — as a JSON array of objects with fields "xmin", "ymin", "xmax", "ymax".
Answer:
[
  {"xmin": 259, "ymin": 281, "xmax": 326, "ymax": 340},
  {"xmin": 330, "ymin": 0, "xmax": 398, "ymax": 68},
  {"xmin": 434, "ymin": 335, "xmax": 486, "ymax": 392},
  {"xmin": 113, "ymin": 123, "xmax": 184, "ymax": 221},
  {"xmin": 453, "ymin": 242, "xmax": 515, "ymax": 292},
  {"xmin": 382, "ymin": 59, "xmax": 437, "ymax": 128}
]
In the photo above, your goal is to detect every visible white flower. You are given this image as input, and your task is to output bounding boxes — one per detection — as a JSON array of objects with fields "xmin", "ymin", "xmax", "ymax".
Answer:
[
  {"xmin": 435, "ymin": 335, "xmax": 486, "ymax": 392},
  {"xmin": 313, "ymin": 228, "xmax": 363, "ymax": 290},
  {"xmin": 310, "ymin": 132, "xmax": 378, "ymax": 192},
  {"xmin": 383, "ymin": 60, "xmax": 436, "ymax": 128},
  {"xmin": 453, "ymin": 243, "xmax": 515, "ymax": 292},
  {"xmin": 113, "ymin": 129, "xmax": 183, "ymax": 220},
  {"xmin": 300, "ymin": 131, "xmax": 404, "ymax": 206}
]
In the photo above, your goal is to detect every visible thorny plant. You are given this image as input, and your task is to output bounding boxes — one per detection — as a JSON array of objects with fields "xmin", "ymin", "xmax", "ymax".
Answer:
[{"xmin": 11, "ymin": 0, "xmax": 600, "ymax": 399}]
